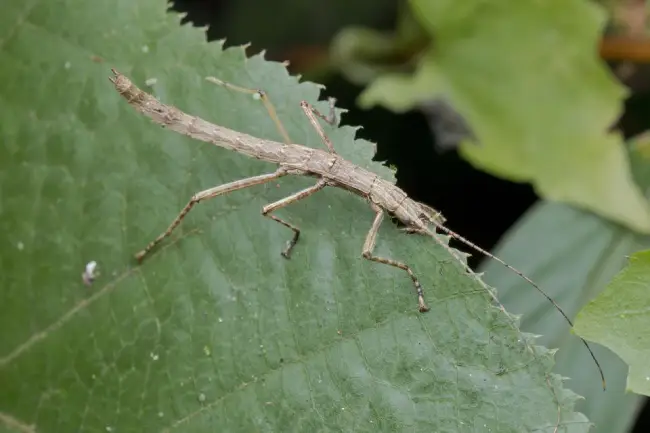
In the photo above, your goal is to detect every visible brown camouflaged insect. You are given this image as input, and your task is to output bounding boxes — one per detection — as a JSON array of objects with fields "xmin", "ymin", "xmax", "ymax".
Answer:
[{"xmin": 109, "ymin": 69, "xmax": 604, "ymax": 388}]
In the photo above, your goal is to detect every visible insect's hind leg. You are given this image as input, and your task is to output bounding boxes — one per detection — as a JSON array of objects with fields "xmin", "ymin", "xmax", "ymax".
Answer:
[
  {"xmin": 135, "ymin": 168, "xmax": 289, "ymax": 262},
  {"xmin": 205, "ymin": 76, "xmax": 292, "ymax": 145},
  {"xmin": 262, "ymin": 179, "xmax": 327, "ymax": 258},
  {"xmin": 363, "ymin": 202, "xmax": 430, "ymax": 312},
  {"xmin": 205, "ymin": 74, "xmax": 339, "ymax": 154}
]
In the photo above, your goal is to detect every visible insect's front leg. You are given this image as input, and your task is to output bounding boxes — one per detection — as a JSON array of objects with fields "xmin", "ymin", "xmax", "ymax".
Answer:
[{"xmin": 362, "ymin": 203, "xmax": 430, "ymax": 312}]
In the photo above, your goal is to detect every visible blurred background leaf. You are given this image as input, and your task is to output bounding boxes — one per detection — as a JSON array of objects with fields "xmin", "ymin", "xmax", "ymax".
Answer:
[
  {"xmin": 477, "ymin": 139, "xmax": 650, "ymax": 433},
  {"xmin": 575, "ymin": 248, "xmax": 650, "ymax": 397},
  {"xmin": 358, "ymin": 0, "xmax": 650, "ymax": 234}
]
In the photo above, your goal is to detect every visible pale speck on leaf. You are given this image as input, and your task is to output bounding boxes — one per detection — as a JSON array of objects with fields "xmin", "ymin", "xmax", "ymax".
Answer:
[{"xmin": 82, "ymin": 261, "xmax": 99, "ymax": 286}]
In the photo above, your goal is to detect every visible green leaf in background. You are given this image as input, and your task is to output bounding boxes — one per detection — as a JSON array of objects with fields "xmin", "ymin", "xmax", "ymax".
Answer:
[
  {"xmin": 0, "ymin": 1, "xmax": 595, "ymax": 432},
  {"xmin": 477, "ymin": 140, "xmax": 650, "ymax": 433},
  {"xmin": 329, "ymin": 1, "xmax": 428, "ymax": 86},
  {"xmin": 359, "ymin": 54, "xmax": 442, "ymax": 113},
  {"xmin": 574, "ymin": 249, "xmax": 650, "ymax": 397},
  {"xmin": 358, "ymin": 0, "xmax": 650, "ymax": 234}
]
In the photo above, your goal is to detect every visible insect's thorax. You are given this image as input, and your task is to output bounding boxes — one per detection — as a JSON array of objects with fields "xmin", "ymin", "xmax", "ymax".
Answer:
[
  {"xmin": 280, "ymin": 145, "xmax": 424, "ymax": 227},
  {"xmin": 287, "ymin": 148, "xmax": 382, "ymax": 196}
]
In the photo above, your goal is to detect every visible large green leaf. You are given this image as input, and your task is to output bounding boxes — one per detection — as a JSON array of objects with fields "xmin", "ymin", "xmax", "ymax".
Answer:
[
  {"xmin": 0, "ymin": 1, "xmax": 592, "ymax": 432},
  {"xmin": 478, "ymin": 140, "xmax": 650, "ymax": 433},
  {"xmin": 358, "ymin": 0, "xmax": 650, "ymax": 234}
]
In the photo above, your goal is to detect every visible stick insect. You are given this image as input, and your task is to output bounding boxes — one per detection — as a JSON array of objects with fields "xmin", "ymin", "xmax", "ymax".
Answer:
[{"xmin": 109, "ymin": 69, "xmax": 605, "ymax": 389}]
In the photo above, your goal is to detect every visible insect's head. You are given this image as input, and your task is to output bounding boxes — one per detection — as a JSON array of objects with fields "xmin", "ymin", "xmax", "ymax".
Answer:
[{"xmin": 416, "ymin": 202, "xmax": 446, "ymax": 225}]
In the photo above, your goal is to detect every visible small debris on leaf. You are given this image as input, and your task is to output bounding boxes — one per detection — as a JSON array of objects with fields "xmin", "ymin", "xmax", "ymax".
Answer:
[{"xmin": 82, "ymin": 261, "xmax": 99, "ymax": 286}]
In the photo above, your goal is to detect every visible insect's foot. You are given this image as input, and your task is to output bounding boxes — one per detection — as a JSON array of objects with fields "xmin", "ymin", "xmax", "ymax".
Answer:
[
  {"xmin": 134, "ymin": 250, "xmax": 147, "ymax": 263},
  {"xmin": 418, "ymin": 297, "xmax": 430, "ymax": 313},
  {"xmin": 281, "ymin": 233, "xmax": 300, "ymax": 259},
  {"xmin": 281, "ymin": 242, "xmax": 293, "ymax": 259}
]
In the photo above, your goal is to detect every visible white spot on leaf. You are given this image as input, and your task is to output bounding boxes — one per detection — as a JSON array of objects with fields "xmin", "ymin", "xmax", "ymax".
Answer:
[{"xmin": 82, "ymin": 261, "xmax": 99, "ymax": 286}]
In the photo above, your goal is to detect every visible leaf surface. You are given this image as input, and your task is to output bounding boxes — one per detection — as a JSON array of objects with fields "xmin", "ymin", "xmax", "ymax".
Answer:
[{"xmin": 0, "ymin": 1, "xmax": 590, "ymax": 432}]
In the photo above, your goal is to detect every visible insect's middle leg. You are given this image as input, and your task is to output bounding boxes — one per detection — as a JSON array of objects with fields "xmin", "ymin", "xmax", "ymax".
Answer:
[
  {"xmin": 300, "ymin": 100, "xmax": 338, "ymax": 154},
  {"xmin": 363, "ymin": 203, "xmax": 430, "ymax": 313},
  {"xmin": 262, "ymin": 179, "xmax": 327, "ymax": 258}
]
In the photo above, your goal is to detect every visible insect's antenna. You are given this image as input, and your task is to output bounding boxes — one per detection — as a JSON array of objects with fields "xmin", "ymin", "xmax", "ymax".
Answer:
[{"xmin": 429, "ymin": 219, "xmax": 606, "ymax": 391}]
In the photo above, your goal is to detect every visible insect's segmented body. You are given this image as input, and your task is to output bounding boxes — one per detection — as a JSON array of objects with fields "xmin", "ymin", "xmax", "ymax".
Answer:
[
  {"xmin": 110, "ymin": 69, "xmax": 604, "ymax": 387},
  {"xmin": 112, "ymin": 74, "xmax": 438, "ymax": 232}
]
